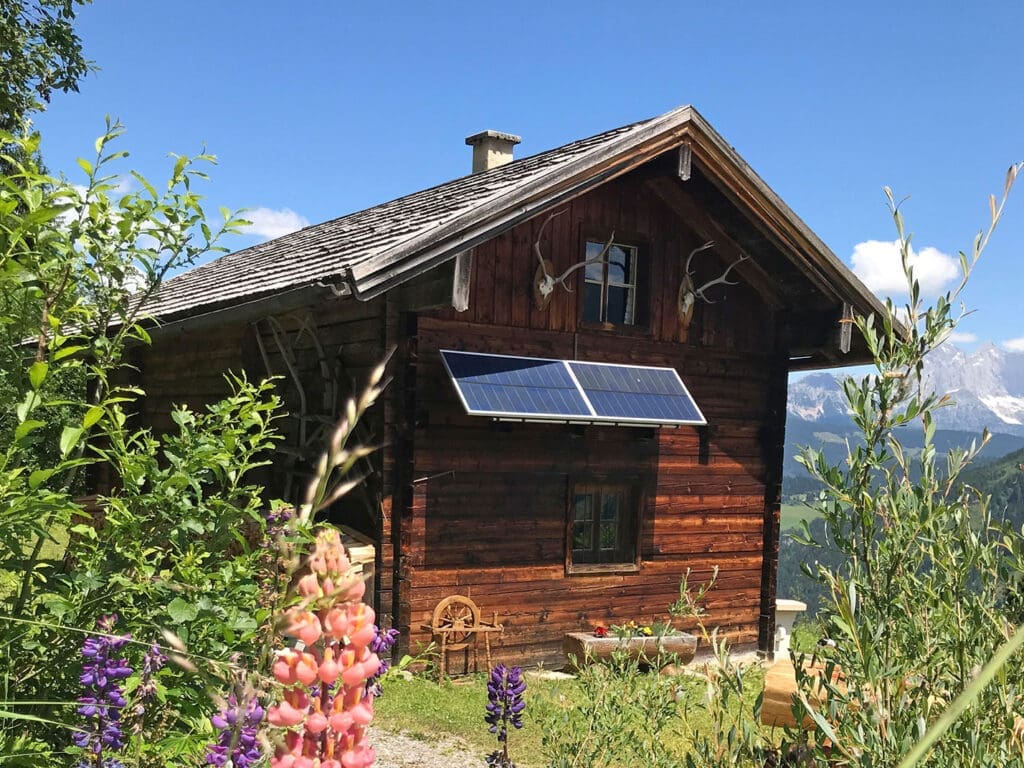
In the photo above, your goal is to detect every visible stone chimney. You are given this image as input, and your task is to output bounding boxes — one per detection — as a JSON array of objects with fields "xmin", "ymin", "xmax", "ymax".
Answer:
[{"xmin": 465, "ymin": 130, "xmax": 521, "ymax": 173}]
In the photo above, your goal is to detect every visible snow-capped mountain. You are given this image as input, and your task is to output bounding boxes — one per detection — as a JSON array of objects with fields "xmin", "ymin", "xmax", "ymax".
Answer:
[{"xmin": 788, "ymin": 342, "xmax": 1024, "ymax": 436}]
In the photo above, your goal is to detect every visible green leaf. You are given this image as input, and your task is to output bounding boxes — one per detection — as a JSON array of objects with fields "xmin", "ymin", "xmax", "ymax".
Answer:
[
  {"xmin": 28, "ymin": 360, "xmax": 48, "ymax": 389},
  {"xmin": 77, "ymin": 157, "xmax": 93, "ymax": 176},
  {"xmin": 897, "ymin": 623, "xmax": 1024, "ymax": 768},
  {"xmin": 59, "ymin": 425, "xmax": 84, "ymax": 458},
  {"xmin": 14, "ymin": 419, "xmax": 46, "ymax": 441},
  {"xmin": 172, "ymin": 154, "xmax": 188, "ymax": 180},
  {"xmin": 83, "ymin": 405, "xmax": 104, "ymax": 429},
  {"xmin": 69, "ymin": 523, "xmax": 97, "ymax": 540},
  {"xmin": 166, "ymin": 597, "xmax": 199, "ymax": 623},
  {"xmin": 53, "ymin": 344, "xmax": 87, "ymax": 361},
  {"xmin": 29, "ymin": 468, "xmax": 55, "ymax": 489}
]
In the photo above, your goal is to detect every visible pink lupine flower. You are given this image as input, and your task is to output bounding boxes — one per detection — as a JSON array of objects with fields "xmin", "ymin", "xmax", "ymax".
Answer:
[
  {"xmin": 267, "ymin": 528, "xmax": 380, "ymax": 768},
  {"xmin": 287, "ymin": 611, "xmax": 323, "ymax": 646}
]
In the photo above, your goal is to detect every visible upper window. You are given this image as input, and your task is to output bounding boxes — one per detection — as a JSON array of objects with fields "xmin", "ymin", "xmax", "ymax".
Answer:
[
  {"xmin": 583, "ymin": 241, "xmax": 639, "ymax": 326},
  {"xmin": 570, "ymin": 482, "xmax": 638, "ymax": 570}
]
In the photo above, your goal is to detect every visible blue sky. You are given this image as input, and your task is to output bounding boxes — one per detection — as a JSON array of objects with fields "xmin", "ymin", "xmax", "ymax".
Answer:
[{"xmin": 33, "ymin": 1, "xmax": 1024, "ymax": 354}]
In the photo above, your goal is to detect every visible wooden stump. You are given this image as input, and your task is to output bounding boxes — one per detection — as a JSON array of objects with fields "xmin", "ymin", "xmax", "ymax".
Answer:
[{"xmin": 761, "ymin": 658, "xmax": 847, "ymax": 729}]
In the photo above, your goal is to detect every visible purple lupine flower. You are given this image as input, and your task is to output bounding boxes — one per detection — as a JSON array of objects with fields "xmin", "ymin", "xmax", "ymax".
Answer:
[
  {"xmin": 138, "ymin": 645, "xmax": 165, "ymax": 701},
  {"xmin": 264, "ymin": 505, "xmax": 294, "ymax": 538},
  {"xmin": 205, "ymin": 692, "xmax": 265, "ymax": 768},
  {"xmin": 130, "ymin": 644, "xmax": 166, "ymax": 730},
  {"xmin": 74, "ymin": 615, "xmax": 131, "ymax": 767},
  {"xmin": 366, "ymin": 625, "xmax": 400, "ymax": 696},
  {"xmin": 484, "ymin": 664, "xmax": 526, "ymax": 768}
]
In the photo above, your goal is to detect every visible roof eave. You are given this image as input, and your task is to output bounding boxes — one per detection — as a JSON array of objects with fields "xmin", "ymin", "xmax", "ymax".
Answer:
[
  {"xmin": 680, "ymin": 110, "xmax": 899, "ymax": 344},
  {"xmin": 343, "ymin": 106, "xmax": 899, "ymax": 356}
]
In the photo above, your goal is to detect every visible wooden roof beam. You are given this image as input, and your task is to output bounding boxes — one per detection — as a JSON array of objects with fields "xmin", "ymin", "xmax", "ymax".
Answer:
[
  {"xmin": 645, "ymin": 177, "xmax": 784, "ymax": 309},
  {"xmin": 783, "ymin": 305, "xmax": 868, "ymax": 368}
]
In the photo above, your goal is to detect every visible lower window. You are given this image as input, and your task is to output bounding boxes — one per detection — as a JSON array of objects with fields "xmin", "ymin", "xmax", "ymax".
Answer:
[{"xmin": 569, "ymin": 482, "xmax": 639, "ymax": 570}]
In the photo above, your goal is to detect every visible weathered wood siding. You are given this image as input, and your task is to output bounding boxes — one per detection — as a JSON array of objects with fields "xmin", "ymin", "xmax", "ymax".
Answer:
[
  {"xmin": 133, "ymin": 324, "xmax": 248, "ymax": 436},
  {"xmin": 398, "ymin": 174, "xmax": 787, "ymax": 666},
  {"xmin": 133, "ymin": 296, "xmax": 394, "ymax": 624}
]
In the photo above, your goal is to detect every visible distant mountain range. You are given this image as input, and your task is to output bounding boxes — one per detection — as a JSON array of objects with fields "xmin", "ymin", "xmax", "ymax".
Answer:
[{"xmin": 783, "ymin": 342, "xmax": 1024, "ymax": 476}]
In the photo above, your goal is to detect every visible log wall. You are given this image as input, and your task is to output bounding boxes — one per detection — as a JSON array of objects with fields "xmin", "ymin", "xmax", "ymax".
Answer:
[
  {"xmin": 398, "ymin": 174, "xmax": 788, "ymax": 666},
  {"xmin": 133, "ymin": 296, "xmax": 394, "ymax": 624}
]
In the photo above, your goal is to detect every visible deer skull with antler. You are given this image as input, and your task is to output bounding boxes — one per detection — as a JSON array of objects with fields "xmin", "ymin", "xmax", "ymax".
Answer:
[
  {"xmin": 677, "ymin": 241, "xmax": 748, "ymax": 328},
  {"xmin": 532, "ymin": 210, "xmax": 616, "ymax": 310}
]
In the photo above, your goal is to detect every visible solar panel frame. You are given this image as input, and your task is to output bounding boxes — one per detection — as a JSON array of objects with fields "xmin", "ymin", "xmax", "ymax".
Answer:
[{"xmin": 440, "ymin": 350, "xmax": 707, "ymax": 427}]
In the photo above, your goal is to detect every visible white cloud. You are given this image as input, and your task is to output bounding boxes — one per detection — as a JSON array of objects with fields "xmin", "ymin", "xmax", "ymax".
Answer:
[
  {"xmin": 1002, "ymin": 338, "xmax": 1024, "ymax": 352},
  {"xmin": 948, "ymin": 332, "xmax": 978, "ymax": 344},
  {"xmin": 849, "ymin": 239, "xmax": 959, "ymax": 297},
  {"xmin": 240, "ymin": 207, "xmax": 309, "ymax": 240}
]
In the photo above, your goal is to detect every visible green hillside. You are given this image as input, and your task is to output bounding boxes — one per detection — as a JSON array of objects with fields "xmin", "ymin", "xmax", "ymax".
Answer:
[
  {"xmin": 782, "ymin": 420, "xmax": 1024, "ymax": 477},
  {"xmin": 778, "ymin": 446, "xmax": 1024, "ymax": 615},
  {"xmin": 960, "ymin": 447, "xmax": 1024, "ymax": 529}
]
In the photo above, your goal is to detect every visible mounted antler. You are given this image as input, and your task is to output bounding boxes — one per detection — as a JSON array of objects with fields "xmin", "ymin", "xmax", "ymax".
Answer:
[
  {"xmin": 677, "ymin": 241, "xmax": 748, "ymax": 328},
  {"xmin": 533, "ymin": 211, "xmax": 615, "ymax": 309}
]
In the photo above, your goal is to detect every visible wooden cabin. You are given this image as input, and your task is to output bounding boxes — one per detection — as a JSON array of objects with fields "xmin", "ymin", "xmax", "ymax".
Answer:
[{"xmin": 133, "ymin": 106, "xmax": 883, "ymax": 665}]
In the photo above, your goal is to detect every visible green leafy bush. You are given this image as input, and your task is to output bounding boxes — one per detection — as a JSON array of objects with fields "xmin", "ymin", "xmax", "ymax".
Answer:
[
  {"xmin": 0, "ymin": 125, "xmax": 279, "ymax": 764},
  {"xmin": 785, "ymin": 168, "xmax": 1024, "ymax": 767}
]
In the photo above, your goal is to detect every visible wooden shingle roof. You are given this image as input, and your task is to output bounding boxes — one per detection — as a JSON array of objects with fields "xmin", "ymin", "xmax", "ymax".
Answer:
[
  {"xmin": 146, "ymin": 111, "xmax": 678, "ymax": 320},
  {"xmin": 147, "ymin": 105, "xmax": 887, "ymax": 331}
]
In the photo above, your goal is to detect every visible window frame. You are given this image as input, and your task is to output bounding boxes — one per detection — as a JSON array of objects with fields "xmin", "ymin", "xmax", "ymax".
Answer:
[
  {"xmin": 565, "ymin": 477, "xmax": 642, "ymax": 575},
  {"xmin": 578, "ymin": 233, "xmax": 650, "ymax": 332}
]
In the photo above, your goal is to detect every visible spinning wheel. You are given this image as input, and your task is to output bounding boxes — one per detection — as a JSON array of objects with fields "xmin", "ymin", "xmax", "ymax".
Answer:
[
  {"xmin": 422, "ymin": 594, "xmax": 503, "ymax": 680},
  {"xmin": 432, "ymin": 595, "xmax": 481, "ymax": 650}
]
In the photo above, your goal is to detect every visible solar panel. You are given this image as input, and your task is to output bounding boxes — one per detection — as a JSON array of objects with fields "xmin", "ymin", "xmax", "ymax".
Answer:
[
  {"xmin": 441, "ymin": 350, "xmax": 706, "ymax": 427},
  {"xmin": 568, "ymin": 362, "xmax": 705, "ymax": 424},
  {"xmin": 441, "ymin": 351, "xmax": 591, "ymax": 419}
]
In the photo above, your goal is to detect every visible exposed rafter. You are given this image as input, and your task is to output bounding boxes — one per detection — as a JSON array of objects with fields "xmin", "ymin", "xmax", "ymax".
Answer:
[{"xmin": 646, "ymin": 177, "xmax": 784, "ymax": 309}]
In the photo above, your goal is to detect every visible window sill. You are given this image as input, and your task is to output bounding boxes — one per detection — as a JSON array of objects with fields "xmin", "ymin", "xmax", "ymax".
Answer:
[
  {"xmin": 578, "ymin": 321, "xmax": 653, "ymax": 338},
  {"xmin": 566, "ymin": 562, "xmax": 641, "ymax": 576}
]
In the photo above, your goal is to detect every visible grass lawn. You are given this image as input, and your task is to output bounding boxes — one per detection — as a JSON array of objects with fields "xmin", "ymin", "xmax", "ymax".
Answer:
[
  {"xmin": 375, "ymin": 663, "xmax": 768, "ymax": 767},
  {"xmin": 375, "ymin": 673, "xmax": 558, "ymax": 763},
  {"xmin": 0, "ymin": 525, "xmax": 68, "ymax": 599},
  {"xmin": 780, "ymin": 503, "xmax": 821, "ymax": 531}
]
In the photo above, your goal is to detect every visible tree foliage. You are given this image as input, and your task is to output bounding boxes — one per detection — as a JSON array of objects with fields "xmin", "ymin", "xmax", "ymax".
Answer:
[{"xmin": 0, "ymin": 0, "xmax": 92, "ymax": 131}]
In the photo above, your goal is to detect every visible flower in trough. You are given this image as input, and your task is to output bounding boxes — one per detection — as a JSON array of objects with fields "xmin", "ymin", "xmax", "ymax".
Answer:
[
  {"xmin": 592, "ymin": 626, "xmax": 608, "ymax": 638},
  {"xmin": 484, "ymin": 663, "xmax": 526, "ymax": 768},
  {"xmin": 206, "ymin": 690, "xmax": 265, "ymax": 768},
  {"xmin": 266, "ymin": 527, "xmax": 380, "ymax": 768},
  {"xmin": 73, "ymin": 614, "xmax": 132, "ymax": 768}
]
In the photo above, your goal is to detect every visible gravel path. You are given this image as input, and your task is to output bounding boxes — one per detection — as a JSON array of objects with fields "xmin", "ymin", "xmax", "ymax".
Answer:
[{"xmin": 368, "ymin": 726, "xmax": 488, "ymax": 768}]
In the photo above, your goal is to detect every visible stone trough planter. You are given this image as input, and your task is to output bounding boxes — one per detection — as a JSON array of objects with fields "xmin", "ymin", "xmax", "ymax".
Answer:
[{"xmin": 564, "ymin": 631, "xmax": 698, "ymax": 667}]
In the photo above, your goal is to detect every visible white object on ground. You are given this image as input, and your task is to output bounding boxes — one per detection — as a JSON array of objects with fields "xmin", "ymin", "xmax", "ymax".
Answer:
[{"xmin": 774, "ymin": 598, "xmax": 808, "ymax": 657}]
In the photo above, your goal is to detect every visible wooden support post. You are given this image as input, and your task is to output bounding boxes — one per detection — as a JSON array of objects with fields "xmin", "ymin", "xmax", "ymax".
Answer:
[
  {"xmin": 677, "ymin": 143, "xmax": 692, "ymax": 181},
  {"xmin": 452, "ymin": 249, "xmax": 473, "ymax": 312},
  {"xmin": 839, "ymin": 302, "xmax": 854, "ymax": 355},
  {"xmin": 758, "ymin": 314, "xmax": 789, "ymax": 657}
]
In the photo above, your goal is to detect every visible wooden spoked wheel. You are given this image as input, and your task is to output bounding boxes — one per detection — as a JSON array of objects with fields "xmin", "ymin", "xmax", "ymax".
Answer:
[{"xmin": 432, "ymin": 595, "xmax": 480, "ymax": 650}]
